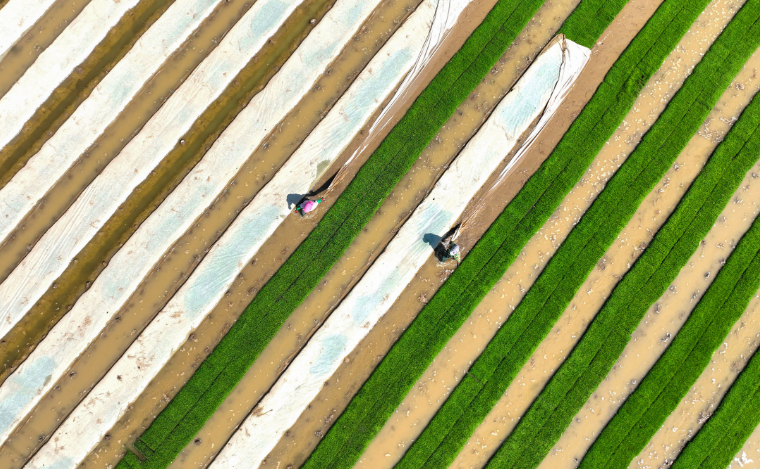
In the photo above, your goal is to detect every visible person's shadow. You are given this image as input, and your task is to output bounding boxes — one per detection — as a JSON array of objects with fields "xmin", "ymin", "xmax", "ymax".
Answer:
[
  {"xmin": 286, "ymin": 193, "xmax": 303, "ymax": 210},
  {"xmin": 286, "ymin": 171, "xmax": 339, "ymax": 210}
]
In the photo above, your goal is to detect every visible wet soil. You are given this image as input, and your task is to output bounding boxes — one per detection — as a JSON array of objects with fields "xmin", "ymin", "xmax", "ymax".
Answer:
[
  {"xmin": 0, "ymin": 0, "xmax": 175, "ymax": 190},
  {"xmin": 0, "ymin": 0, "xmax": 92, "ymax": 99},
  {"xmin": 541, "ymin": 49, "xmax": 760, "ymax": 469}
]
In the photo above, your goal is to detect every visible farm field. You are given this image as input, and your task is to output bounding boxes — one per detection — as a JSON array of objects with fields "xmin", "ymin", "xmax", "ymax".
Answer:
[{"xmin": 0, "ymin": 0, "xmax": 759, "ymax": 468}]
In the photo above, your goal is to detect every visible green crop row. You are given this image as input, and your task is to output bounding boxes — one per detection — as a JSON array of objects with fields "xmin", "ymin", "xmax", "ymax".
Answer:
[
  {"xmin": 671, "ymin": 295, "xmax": 760, "ymax": 469},
  {"xmin": 303, "ymin": 1, "xmax": 704, "ymax": 468},
  {"xmin": 580, "ymin": 189, "xmax": 760, "ymax": 469},
  {"xmin": 557, "ymin": 0, "xmax": 627, "ymax": 48},
  {"xmin": 116, "ymin": 0, "xmax": 553, "ymax": 467},
  {"xmin": 482, "ymin": 5, "xmax": 760, "ymax": 469},
  {"xmin": 395, "ymin": 0, "xmax": 755, "ymax": 466}
]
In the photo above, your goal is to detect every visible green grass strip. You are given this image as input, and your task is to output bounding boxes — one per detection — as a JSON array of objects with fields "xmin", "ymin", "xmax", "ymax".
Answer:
[
  {"xmin": 116, "ymin": 0, "xmax": 557, "ymax": 467},
  {"xmin": 671, "ymin": 312, "xmax": 760, "ymax": 469},
  {"xmin": 301, "ymin": 0, "xmax": 704, "ymax": 468},
  {"xmin": 580, "ymin": 193, "xmax": 760, "ymax": 469},
  {"xmin": 400, "ymin": 4, "xmax": 760, "ymax": 468},
  {"xmin": 557, "ymin": 0, "xmax": 627, "ymax": 48},
  {"xmin": 479, "ymin": 5, "xmax": 760, "ymax": 469}
]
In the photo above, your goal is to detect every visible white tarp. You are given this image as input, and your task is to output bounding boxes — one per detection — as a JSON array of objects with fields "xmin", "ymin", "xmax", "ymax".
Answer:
[
  {"xmin": 0, "ymin": 0, "xmax": 311, "ymax": 340},
  {"xmin": 0, "ymin": 0, "xmax": 58, "ymax": 60},
  {"xmin": 0, "ymin": 0, "xmax": 226, "ymax": 246},
  {"xmin": 0, "ymin": 0, "xmax": 141, "ymax": 151},
  {"xmin": 335, "ymin": 0, "xmax": 471, "ymax": 180},
  {"xmin": 0, "ymin": 0, "xmax": 390, "ymax": 447},
  {"xmin": 212, "ymin": 37, "xmax": 591, "ymax": 469},
  {"xmin": 26, "ymin": 2, "xmax": 437, "ymax": 467}
]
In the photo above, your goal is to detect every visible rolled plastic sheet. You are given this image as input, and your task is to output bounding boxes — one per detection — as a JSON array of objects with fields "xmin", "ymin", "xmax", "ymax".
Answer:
[
  {"xmin": 332, "ymin": 0, "xmax": 471, "ymax": 188},
  {"xmin": 211, "ymin": 36, "xmax": 591, "ymax": 469},
  {"xmin": 0, "ymin": 0, "xmax": 226, "ymax": 245},
  {"xmin": 25, "ymin": 2, "xmax": 438, "ymax": 467},
  {"xmin": 0, "ymin": 0, "xmax": 312, "ymax": 339}
]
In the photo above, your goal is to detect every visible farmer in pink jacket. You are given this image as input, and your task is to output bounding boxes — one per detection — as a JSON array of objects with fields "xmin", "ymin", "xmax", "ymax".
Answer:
[{"xmin": 296, "ymin": 198, "xmax": 322, "ymax": 215}]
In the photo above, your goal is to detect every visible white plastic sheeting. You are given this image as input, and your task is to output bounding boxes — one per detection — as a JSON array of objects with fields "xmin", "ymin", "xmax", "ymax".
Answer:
[
  {"xmin": 0, "ymin": 0, "xmax": 310, "ymax": 340},
  {"xmin": 457, "ymin": 35, "xmax": 590, "ymax": 237},
  {"xmin": 0, "ymin": 0, "xmax": 141, "ymax": 152},
  {"xmin": 0, "ymin": 0, "xmax": 390, "ymax": 448},
  {"xmin": 0, "ymin": 0, "xmax": 226, "ymax": 246},
  {"xmin": 26, "ymin": 2, "xmax": 436, "ymax": 467},
  {"xmin": 0, "ymin": 0, "xmax": 58, "ymax": 60},
  {"xmin": 337, "ymin": 0, "xmax": 470, "ymax": 179},
  {"xmin": 211, "ymin": 37, "xmax": 591, "ymax": 469}
]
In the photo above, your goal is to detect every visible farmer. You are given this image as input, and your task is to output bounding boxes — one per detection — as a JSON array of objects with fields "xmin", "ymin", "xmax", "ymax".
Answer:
[
  {"xmin": 444, "ymin": 241, "xmax": 461, "ymax": 264},
  {"xmin": 296, "ymin": 198, "xmax": 322, "ymax": 215}
]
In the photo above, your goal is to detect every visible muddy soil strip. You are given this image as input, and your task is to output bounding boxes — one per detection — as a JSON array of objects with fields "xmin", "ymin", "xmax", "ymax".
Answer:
[
  {"xmin": 0, "ymin": 0, "xmax": 315, "ymax": 342},
  {"xmin": 0, "ymin": 0, "xmax": 92, "ymax": 98},
  {"xmin": 210, "ymin": 36, "xmax": 587, "ymax": 468},
  {"xmin": 0, "ymin": 0, "xmax": 402, "ymax": 465},
  {"xmin": 729, "ymin": 422, "xmax": 760, "ymax": 468},
  {"xmin": 426, "ymin": 1, "xmax": 748, "ymax": 467},
  {"xmin": 0, "ymin": 0, "xmax": 331, "ymax": 374},
  {"xmin": 0, "ymin": 0, "xmax": 176, "ymax": 192},
  {"xmin": 0, "ymin": 0, "xmax": 146, "ymax": 154},
  {"xmin": 259, "ymin": 1, "xmax": 662, "ymax": 467},
  {"xmin": 22, "ymin": 1, "xmax": 433, "ymax": 466},
  {"xmin": 627, "ymin": 193, "xmax": 760, "ymax": 466},
  {"xmin": 0, "ymin": 0, "xmax": 349, "ymax": 451},
  {"xmin": 632, "ymin": 294, "xmax": 760, "ymax": 469},
  {"xmin": 0, "ymin": 0, "xmax": 61, "ymax": 61},
  {"xmin": 0, "ymin": 0, "xmax": 228, "ymax": 265},
  {"xmin": 537, "ymin": 53, "xmax": 760, "ymax": 469}
]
